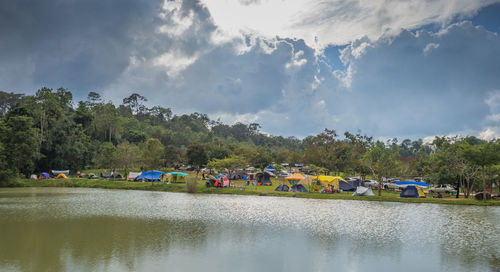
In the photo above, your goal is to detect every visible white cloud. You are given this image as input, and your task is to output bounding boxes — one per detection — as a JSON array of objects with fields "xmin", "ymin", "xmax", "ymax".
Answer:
[
  {"xmin": 153, "ymin": 51, "xmax": 198, "ymax": 78},
  {"xmin": 200, "ymin": 0, "xmax": 499, "ymax": 48},
  {"xmin": 423, "ymin": 43, "xmax": 440, "ymax": 55}
]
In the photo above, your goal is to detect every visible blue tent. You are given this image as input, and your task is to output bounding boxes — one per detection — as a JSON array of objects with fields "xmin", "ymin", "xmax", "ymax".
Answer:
[
  {"xmin": 348, "ymin": 179, "xmax": 360, "ymax": 188},
  {"xmin": 400, "ymin": 185, "xmax": 425, "ymax": 198},
  {"xmin": 39, "ymin": 172, "xmax": 50, "ymax": 179},
  {"xmin": 339, "ymin": 180, "xmax": 356, "ymax": 191},
  {"xmin": 275, "ymin": 184, "xmax": 290, "ymax": 192},
  {"xmin": 294, "ymin": 164, "xmax": 304, "ymax": 167},
  {"xmin": 291, "ymin": 184, "xmax": 308, "ymax": 192},
  {"xmin": 135, "ymin": 170, "xmax": 164, "ymax": 181}
]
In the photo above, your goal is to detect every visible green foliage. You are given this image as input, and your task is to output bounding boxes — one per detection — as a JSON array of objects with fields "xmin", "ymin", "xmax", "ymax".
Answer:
[
  {"xmin": 141, "ymin": 138, "xmax": 164, "ymax": 170},
  {"xmin": 186, "ymin": 142, "xmax": 209, "ymax": 169}
]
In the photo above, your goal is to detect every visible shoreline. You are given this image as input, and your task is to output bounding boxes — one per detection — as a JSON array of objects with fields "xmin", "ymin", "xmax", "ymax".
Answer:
[{"xmin": 5, "ymin": 178, "xmax": 499, "ymax": 206}]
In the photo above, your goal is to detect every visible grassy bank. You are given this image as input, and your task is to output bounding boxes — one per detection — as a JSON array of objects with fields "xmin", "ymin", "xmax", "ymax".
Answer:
[{"xmin": 7, "ymin": 177, "xmax": 500, "ymax": 206}]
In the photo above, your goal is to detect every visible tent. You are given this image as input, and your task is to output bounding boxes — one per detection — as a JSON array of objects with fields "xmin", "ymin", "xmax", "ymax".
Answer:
[
  {"xmin": 39, "ymin": 172, "xmax": 50, "ymax": 179},
  {"xmin": 101, "ymin": 172, "xmax": 123, "ymax": 179},
  {"xmin": 135, "ymin": 170, "xmax": 164, "ymax": 182},
  {"xmin": 291, "ymin": 184, "xmax": 308, "ymax": 192},
  {"xmin": 128, "ymin": 172, "xmax": 142, "ymax": 181},
  {"xmin": 167, "ymin": 172, "xmax": 188, "ymax": 183},
  {"xmin": 298, "ymin": 175, "xmax": 313, "ymax": 186},
  {"xmin": 313, "ymin": 176, "xmax": 346, "ymax": 190},
  {"xmin": 339, "ymin": 180, "xmax": 356, "ymax": 191},
  {"xmin": 275, "ymin": 184, "xmax": 290, "ymax": 192},
  {"xmin": 100, "ymin": 172, "xmax": 112, "ymax": 178},
  {"xmin": 400, "ymin": 185, "xmax": 425, "ymax": 198},
  {"xmin": 256, "ymin": 172, "xmax": 273, "ymax": 186},
  {"xmin": 56, "ymin": 173, "xmax": 67, "ymax": 179},
  {"xmin": 285, "ymin": 173, "xmax": 305, "ymax": 186},
  {"xmin": 347, "ymin": 178, "xmax": 360, "ymax": 188},
  {"xmin": 87, "ymin": 173, "xmax": 98, "ymax": 179},
  {"xmin": 265, "ymin": 165, "xmax": 275, "ymax": 172},
  {"xmin": 30, "ymin": 174, "xmax": 38, "ymax": 180},
  {"xmin": 214, "ymin": 176, "xmax": 230, "ymax": 187},
  {"xmin": 352, "ymin": 186, "xmax": 375, "ymax": 196}
]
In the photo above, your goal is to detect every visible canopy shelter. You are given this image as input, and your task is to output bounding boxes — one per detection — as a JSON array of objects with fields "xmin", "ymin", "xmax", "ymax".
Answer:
[
  {"xmin": 298, "ymin": 175, "xmax": 313, "ymax": 186},
  {"xmin": 394, "ymin": 181, "xmax": 430, "ymax": 188},
  {"xmin": 56, "ymin": 173, "xmax": 67, "ymax": 179},
  {"xmin": 39, "ymin": 172, "xmax": 50, "ymax": 179},
  {"xmin": 128, "ymin": 172, "xmax": 142, "ymax": 181},
  {"xmin": 352, "ymin": 186, "xmax": 375, "ymax": 196},
  {"xmin": 52, "ymin": 170, "xmax": 69, "ymax": 176},
  {"xmin": 167, "ymin": 172, "xmax": 188, "ymax": 183},
  {"xmin": 135, "ymin": 170, "xmax": 165, "ymax": 182},
  {"xmin": 400, "ymin": 185, "xmax": 425, "ymax": 198},
  {"xmin": 313, "ymin": 176, "xmax": 346, "ymax": 190},
  {"xmin": 285, "ymin": 173, "xmax": 305, "ymax": 186}
]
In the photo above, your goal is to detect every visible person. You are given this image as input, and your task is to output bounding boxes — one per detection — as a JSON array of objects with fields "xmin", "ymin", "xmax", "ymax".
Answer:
[{"xmin": 437, "ymin": 192, "xmax": 443, "ymax": 198}]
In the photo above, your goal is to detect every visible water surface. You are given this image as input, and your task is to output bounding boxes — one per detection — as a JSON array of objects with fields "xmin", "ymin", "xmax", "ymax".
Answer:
[{"xmin": 0, "ymin": 188, "xmax": 498, "ymax": 271}]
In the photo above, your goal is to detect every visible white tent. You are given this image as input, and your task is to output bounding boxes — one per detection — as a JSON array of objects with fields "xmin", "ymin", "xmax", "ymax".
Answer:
[
  {"xmin": 128, "ymin": 172, "xmax": 142, "ymax": 181},
  {"xmin": 352, "ymin": 186, "xmax": 375, "ymax": 196}
]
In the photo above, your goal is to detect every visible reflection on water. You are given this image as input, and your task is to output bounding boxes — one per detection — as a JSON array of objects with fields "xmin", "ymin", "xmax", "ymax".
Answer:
[{"xmin": 0, "ymin": 188, "xmax": 498, "ymax": 272}]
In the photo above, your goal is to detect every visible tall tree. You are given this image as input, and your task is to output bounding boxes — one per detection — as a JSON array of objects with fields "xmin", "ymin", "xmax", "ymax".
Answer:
[
  {"xmin": 113, "ymin": 141, "xmax": 139, "ymax": 178},
  {"xmin": 141, "ymin": 138, "xmax": 164, "ymax": 170}
]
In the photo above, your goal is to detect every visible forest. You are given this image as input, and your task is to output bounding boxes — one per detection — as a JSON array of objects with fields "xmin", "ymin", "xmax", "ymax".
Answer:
[{"xmin": 0, "ymin": 87, "xmax": 499, "ymax": 195}]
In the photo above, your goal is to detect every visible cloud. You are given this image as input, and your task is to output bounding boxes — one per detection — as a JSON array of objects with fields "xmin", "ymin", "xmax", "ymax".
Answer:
[
  {"xmin": 1, "ymin": 0, "xmax": 500, "ymax": 141},
  {"xmin": 200, "ymin": 0, "xmax": 500, "ymax": 48}
]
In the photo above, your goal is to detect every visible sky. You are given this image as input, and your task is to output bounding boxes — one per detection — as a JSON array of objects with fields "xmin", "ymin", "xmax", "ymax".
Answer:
[{"xmin": 1, "ymin": 0, "xmax": 500, "ymax": 141}]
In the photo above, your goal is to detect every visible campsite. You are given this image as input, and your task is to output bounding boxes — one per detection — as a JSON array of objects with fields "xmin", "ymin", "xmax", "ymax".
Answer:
[{"xmin": 17, "ymin": 169, "xmax": 500, "ymax": 206}]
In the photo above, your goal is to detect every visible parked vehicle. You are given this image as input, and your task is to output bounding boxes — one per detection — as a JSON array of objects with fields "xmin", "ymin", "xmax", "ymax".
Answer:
[
  {"xmin": 429, "ymin": 184, "xmax": 455, "ymax": 194},
  {"xmin": 364, "ymin": 180, "xmax": 379, "ymax": 189},
  {"xmin": 383, "ymin": 181, "xmax": 400, "ymax": 190}
]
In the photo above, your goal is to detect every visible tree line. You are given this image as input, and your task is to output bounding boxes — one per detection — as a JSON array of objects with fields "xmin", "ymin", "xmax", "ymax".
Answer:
[{"xmin": 0, "ymin": 88, "xmax": 499, "ymax": 196}]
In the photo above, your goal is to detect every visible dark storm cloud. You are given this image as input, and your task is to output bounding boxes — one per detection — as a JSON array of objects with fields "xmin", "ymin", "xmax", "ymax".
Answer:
[{"xmin": 0, "ymin": 0, "xmax": 163, "ymax": 97}]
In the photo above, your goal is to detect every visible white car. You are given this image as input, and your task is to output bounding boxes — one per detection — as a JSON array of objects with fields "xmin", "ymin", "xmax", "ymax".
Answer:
[
  {"xmin": 429, "ymin": 184, "xmax": 455, "ymax": 194},
  {"xmin": 383, "ymin": 182, "xmax": 400, "ymax": 190},
  {"xmin": 364, "ymin": 180, "xmax": 379, "ymax": 188}
]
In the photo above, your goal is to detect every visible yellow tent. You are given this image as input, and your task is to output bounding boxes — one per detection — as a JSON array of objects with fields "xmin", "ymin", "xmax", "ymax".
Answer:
[
  {"xmin": 313, "ymin": 175, "xmax": 345, "ymax": 190},
  {"xmin": 56, "ymin": 173, "xmax": 67, "ymax": 179}
]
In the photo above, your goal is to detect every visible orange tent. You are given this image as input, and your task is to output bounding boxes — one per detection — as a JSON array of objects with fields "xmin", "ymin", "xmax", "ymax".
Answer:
[
  {"xmin": 56, "ymin": 173, "xmax": 67, "ymax": 179},
  {"xmin": 285, "ymin": 173, "xmax": 305, "ymax": 185},
  {"xmin": 285, "ymin": 173, "xmax": 305, "ymax": 180}
]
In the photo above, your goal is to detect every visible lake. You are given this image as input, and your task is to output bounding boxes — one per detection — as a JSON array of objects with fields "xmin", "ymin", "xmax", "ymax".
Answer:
[{"xmin": 0, "ymin": 188, "xmax": 498, "ymax": 271}]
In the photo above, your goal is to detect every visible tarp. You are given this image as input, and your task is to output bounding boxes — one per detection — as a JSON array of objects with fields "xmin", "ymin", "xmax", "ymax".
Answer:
[
  {"xmin": 39, "ymin": 172, "xmax": 50, "ymax": 179},
  {"xmin": 128, "ymin": 172, "xmax": 142, "ymax": 181},
  {"xmin": 352, "ymin": 186, "xmax": 375, "ymax": 196},
  {"xmin": 168, "ymin": 172, "xmax": 188, "ymax": 176},
  {"xmin": 52, "ymin": 170, "xmax": 69, "ymax": 176},
  {"xmin": 294, "ymin": 164, "xmax": 304, "ymax": 167},
  {"xmin": 291, "ymin": 184, "xmax": 308, "ymax": 192},
  {"xmin": 314, "ymin": 176, "xmax": 346, "ymax": 190},
  {"xmin": 88, "ymin": 173, "xmax": 98, "ymax": 179},
  {"xmin": 135, "ymin": 170, "xmax": 164, "ymax": 181},
  {"xmin": 275, "ymin": 184, "xmax": 290, "ymax": 191},
  {"xmin": 56, "ymin": 173, "xmax": 67, "ymax": 179},
  {"xmin": 266, "ymin": 165, "xmax": 275, "ymax": 170},
  {"xmin": 298, "ymin": 175, "xmax": 313, "ymax": 186},
  {"xmin": 400, "ymin": 185, "xmax": 425, "ymax": 198},
  {"xmin": 395, "ymin": 181, "xmax": 430, "ymax": 188},
  {"xmin": 339, "ymin": 180, "xmax": 356, "ymax": 191}
]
